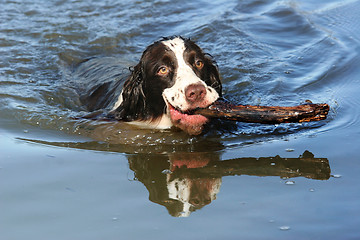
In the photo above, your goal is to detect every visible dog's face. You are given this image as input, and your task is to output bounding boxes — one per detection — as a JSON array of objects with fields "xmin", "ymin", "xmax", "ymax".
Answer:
[{"xmin": 118, "ymin": 36, "xmax": 222, "ymax": 135}]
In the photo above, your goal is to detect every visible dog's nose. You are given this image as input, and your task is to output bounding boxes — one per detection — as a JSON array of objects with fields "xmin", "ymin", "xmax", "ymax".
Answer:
[{"xmin": 185, "ymin": 83, "xmax": 206, "ymax": 103}]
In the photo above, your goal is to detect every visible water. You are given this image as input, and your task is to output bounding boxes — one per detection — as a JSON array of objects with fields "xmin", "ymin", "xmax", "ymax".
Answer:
[{"xmin": 1, "ymin": 0, "xmax": 360, "ymax": 239}]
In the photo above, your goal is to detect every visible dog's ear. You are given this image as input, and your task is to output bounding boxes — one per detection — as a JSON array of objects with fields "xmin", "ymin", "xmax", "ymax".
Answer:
[
  {"xmin": 206, "ymin": 56, "xmax": 222, "ymax": 97},
  {"xmin": 110, "ymin": 63, "xmax": 146, "ymax": 121}
]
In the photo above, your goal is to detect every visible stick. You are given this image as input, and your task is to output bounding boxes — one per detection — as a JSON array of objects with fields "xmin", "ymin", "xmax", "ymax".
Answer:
[{"xmin": 194, "ymin": 99, "xmax": 329, "ymax": 124}]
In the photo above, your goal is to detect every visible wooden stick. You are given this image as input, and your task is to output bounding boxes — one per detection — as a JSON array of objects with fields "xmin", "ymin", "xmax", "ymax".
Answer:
[{"xmin": 194, "ymin": 99, "xmax": 329, "ymax": 124}]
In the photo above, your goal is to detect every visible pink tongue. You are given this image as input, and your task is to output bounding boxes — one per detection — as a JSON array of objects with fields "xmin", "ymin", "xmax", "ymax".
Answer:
[
  {"xmin": 169, "ymin": 106, "xmax": 209, "ymax": 135},
  {"xmin": 169, "ymin": 107, "xmax": 208, "ymax": 125}
]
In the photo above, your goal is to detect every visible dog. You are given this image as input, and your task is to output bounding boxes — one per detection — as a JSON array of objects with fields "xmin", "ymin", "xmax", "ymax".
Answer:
[{"xmin": 77, "ymin": 36, "xmax": 222, "ymax": 135}]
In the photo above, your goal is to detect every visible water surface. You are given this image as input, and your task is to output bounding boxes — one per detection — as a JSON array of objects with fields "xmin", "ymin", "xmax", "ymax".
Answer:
[{"xmin": 1, "ymin": 0, "xmax": 360, "ymax": 239}]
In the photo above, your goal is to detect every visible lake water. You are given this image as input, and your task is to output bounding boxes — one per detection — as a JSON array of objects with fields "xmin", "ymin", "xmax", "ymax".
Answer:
[{"xmin": 1, "ymin": 0, "xmax": 360, "ymax": 239}]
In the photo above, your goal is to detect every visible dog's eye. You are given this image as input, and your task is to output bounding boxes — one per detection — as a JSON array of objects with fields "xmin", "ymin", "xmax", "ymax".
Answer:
[
  {"xmin": 157, "ymin": 66, "xmax": 169, "ymax": 75},
  {"xmin": 195, "ymin": 60, "xmax": 204, "ymax": 69}
]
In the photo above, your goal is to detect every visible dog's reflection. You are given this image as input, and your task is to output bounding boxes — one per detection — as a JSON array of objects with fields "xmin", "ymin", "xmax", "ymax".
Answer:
[
  {"xmin": 16, "ymin": 137, "xmax": 330, "ymax": 217},
  {"xmin": 128, "ymin": 150, "xmax": 330, "ymax": 217},
  {"xmin": 128, "ymin": 152, "xmax": 220, "ymax": 217}
]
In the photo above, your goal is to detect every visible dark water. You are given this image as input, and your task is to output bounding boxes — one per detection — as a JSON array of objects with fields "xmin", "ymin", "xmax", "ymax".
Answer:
[{"xmin": 1, "ymin": 0, "xmax": 360, "ymax": 239}]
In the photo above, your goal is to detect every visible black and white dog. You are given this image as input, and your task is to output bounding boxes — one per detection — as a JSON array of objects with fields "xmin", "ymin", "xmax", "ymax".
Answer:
[{"xmin": 77, "ymin": 36, "xmax": 222, "ymax": 135}]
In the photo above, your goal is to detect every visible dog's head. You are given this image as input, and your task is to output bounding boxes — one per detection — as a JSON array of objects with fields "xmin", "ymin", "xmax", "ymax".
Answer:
[{"xmin": 116, "ymin": 36, "xmax": 222, "ymax": 135}]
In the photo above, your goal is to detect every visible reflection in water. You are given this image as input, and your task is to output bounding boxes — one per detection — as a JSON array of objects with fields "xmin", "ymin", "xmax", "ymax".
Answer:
[
  {"xmin": 129, "ymin": 150, "xmax": 329, "ymax": 217},
  {"xmin": 128, "ymin": 152, "xmax": 222, "ymax": 217},
  {"xmin": 17, "ymin": 138, "xmax": 330, "ymax": 217}
]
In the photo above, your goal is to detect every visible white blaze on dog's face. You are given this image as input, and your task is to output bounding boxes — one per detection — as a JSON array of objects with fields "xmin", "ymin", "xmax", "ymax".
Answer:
[{"xmin": 162, "ymin": 37, "xmax": 219, "ymax": 112}]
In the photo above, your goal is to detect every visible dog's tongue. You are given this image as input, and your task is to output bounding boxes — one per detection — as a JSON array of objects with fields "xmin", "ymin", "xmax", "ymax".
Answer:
[{"xmin": 169, "ymin": 105, "xmax": 209, "ymax": 135}]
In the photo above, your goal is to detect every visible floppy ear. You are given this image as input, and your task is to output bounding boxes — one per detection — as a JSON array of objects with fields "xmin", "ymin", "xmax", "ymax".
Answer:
[
  {"xmin": 206, "ymin": 56, "xmax": 222, "ymax": 97},
  {"xmin": 110, "ymin": 63, "xmax": 146, "ymax": 121}
]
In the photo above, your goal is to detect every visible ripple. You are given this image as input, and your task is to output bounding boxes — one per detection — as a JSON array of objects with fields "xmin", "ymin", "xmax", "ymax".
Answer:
[{"xmin": 279, "ymin": 226, "xmax": 291, "ymax": 231}]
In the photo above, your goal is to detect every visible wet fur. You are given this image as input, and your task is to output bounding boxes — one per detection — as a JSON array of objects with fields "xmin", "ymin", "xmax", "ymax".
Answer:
[{"xmin": 75, "ymin": 36, "xmax": 222, "ymax": 132}]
